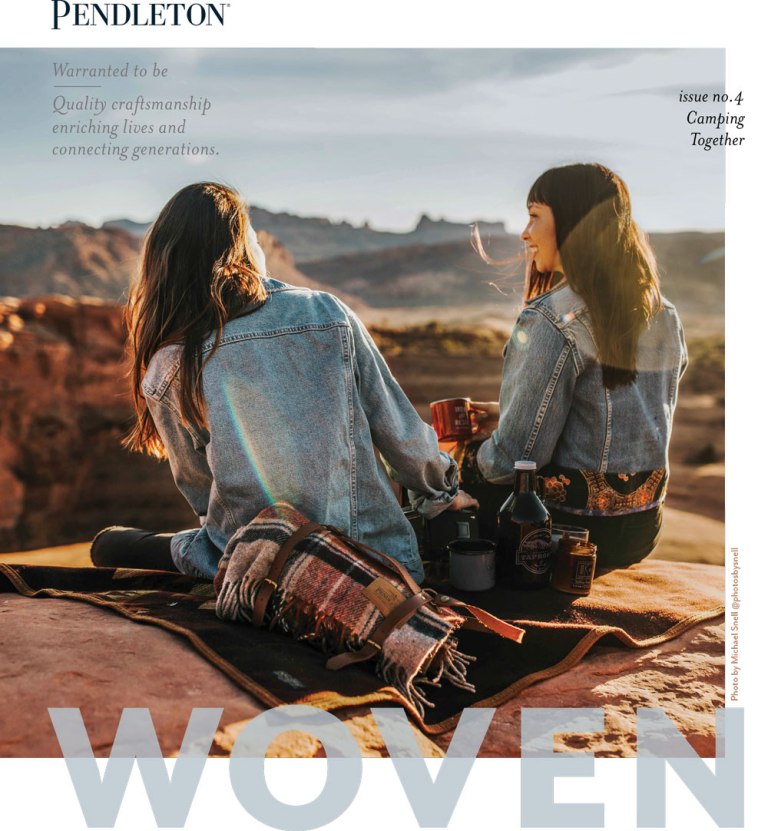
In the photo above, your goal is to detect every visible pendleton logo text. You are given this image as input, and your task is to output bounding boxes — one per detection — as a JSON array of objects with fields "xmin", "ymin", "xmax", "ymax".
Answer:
[{"xmin": 51, "ymin": 1, "xmax": 228, "ymax": 29}]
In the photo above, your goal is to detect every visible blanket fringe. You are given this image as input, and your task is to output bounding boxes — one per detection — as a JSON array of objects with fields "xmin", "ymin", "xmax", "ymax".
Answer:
[
  {"xmin": 378, "ymin": 639, "xmax": 476, "ymax": 718},
  {"xmin": 431, "ymin": 641, "xmax": 477, "ymax": 694}
]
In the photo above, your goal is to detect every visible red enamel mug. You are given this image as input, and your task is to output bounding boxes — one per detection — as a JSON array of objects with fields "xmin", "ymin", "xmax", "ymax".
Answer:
[{"xmin": 430, "ymin": 398, "xmax": 477, "ymax": 442}]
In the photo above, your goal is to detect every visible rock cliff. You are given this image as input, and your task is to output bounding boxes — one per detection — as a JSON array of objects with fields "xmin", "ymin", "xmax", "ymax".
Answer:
[
  {"xmin": 0, "ymin": 295, "xmax": 188, "ymax": 551},
  {"xmin": 0, "ymin": 223, "xmax": 341, "ymax": 303}
]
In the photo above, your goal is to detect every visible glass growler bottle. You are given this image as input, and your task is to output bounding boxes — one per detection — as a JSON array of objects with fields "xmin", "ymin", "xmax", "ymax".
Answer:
[{"xmin": 496, "ymin": 460, "xmax": 552, "ymax": 589}]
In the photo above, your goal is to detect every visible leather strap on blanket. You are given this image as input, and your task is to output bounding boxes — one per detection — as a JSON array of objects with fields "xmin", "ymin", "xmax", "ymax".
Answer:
[
  {"xmin": 326, "ymin": 590, "xmax": 435, "ymax": 670},
  {"xmin": 250, "ymin": 520, "xmax": 525, "ymax": 670},
  {"xmin": 252, "ymin": 520, "xmax": 323, "ymax": 627},
  {"xmin": 432, "ymin": 593, "xmax": 527, "ymax": 642}
]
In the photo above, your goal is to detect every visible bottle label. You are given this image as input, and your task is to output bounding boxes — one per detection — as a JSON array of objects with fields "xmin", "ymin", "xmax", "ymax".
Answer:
[{"xmin": 516, "ymin": 527, "xmax": 552, "ymax": 574}]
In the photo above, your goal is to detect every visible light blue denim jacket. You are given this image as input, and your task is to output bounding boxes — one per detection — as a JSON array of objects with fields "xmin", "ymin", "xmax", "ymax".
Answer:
[
  {"xmin": 476, "ymin": 283, "xmax": 687, "ymax": 510},
  {"xmin": 142, "ymin": 278, "xmax": 458, "ymax": 582}
]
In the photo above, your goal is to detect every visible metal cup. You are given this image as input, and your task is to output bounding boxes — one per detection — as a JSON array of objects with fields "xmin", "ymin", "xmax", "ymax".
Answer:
[
  {"xmin": 448, "ymin": 538, "xmax": 496, "ymax": 592},
  {"xmin": 430, "ymin": 398, "xmax": 476, "ymax": 442}
]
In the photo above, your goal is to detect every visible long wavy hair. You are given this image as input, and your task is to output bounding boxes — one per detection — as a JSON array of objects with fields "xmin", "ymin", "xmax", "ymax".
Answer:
[
  {"xmin": 476, "ymin": 163, "xmax": 662, "ymax": 389},
  {"xmin": 124, "ymin": 182, "xmax": 268, "ymax": 458}
]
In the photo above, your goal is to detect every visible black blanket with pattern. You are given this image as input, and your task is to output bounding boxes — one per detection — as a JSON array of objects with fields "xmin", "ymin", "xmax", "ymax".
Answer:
[{"xmin": 0, "ymin": 558, "xmax": 723, "ymax": 734}]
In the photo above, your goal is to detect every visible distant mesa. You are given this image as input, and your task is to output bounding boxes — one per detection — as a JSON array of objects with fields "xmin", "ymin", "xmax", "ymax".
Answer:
[
  {"xmin": 413, "ymin": 212, "xmax": 507, "ymax": 239},
  {"xmin": 295, "ymin": 230, "xmax": 724, "ymax": 319},
  {"xmin": 0, "ymin": 222, "xmax": 141, "ymax": 302},
  {"xmin": 298, "ymin": 236, "xmax": 524, "ymax": 309},
  {"xmin": 0, "ymin": 221, "xmax": 365, "ymax": 312},
  {"xmin": 103, "ymin": 204, "xmax": 511, "ymax": 263},
  {"xmin": 101, "ymin": 218, "xmax": 150, "ymax": 237},
  {"xmin": 0, "ymin": 207, "xmax": 723, "ymax": 323}
]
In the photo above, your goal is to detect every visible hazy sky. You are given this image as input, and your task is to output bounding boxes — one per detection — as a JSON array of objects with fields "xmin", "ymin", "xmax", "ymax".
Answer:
[{"xmin": 0, "ymin": 48, "xmax": 725, "ymax": 232}]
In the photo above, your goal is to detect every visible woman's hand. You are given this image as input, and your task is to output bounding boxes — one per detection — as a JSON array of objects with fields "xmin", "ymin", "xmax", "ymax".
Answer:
[
  {"xmin": 446, "ymin": 489, "xmax": 480, "ymax": 512},
  {"xmin": 470, "ymin": 400, "xmax": 500, "ymax": 442}
]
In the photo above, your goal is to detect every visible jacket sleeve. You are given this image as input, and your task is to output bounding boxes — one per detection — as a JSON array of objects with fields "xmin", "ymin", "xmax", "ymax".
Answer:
[
  {"xmin": 144, "ymin": 391, "xmax": 213, "ymax": 520},
  {"xmin": 477, "ymin": 307, "xmax": 578, "ymax": 484},
  {"xmin": 346, "ymin": 308, "xmax": 459, "ymax": 518}
]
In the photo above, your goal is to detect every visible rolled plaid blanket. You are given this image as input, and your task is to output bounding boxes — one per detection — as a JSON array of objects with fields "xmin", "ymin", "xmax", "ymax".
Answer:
[{"xmin": 214, "ymin": 502, "xmax": 476, "ymax": 716}]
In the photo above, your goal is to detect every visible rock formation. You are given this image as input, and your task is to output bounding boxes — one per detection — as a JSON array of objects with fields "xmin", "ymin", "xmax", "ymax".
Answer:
[
  {"xmin": 0, "ymin": 295, "xmax": 189, "ymax": 552},
  {"xmin": 106, "ymin": 206, "xmax": 511, "ymax": 263},
  {"xmin": 0, "ymin": 223, "xmax": 348, "ymax": 304},
  {"xmin": 0, "ymin": 222, "xmax": 140, "ymax": 300}
]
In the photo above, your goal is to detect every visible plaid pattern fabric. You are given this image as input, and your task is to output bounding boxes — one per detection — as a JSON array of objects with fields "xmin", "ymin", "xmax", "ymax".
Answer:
[{"xmin": 215, "ymin": 502, "xmax": 475, "ymax": 716}]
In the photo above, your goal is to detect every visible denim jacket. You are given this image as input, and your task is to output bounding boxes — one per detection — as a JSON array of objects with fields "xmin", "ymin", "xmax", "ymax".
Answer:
[
  {"xmin": 142, "ymin": 278, "xmax": 458, "ymax": 582},
  {"xmin": 476, "ymin": 283, "xmax": 687, "ymax": 516}
]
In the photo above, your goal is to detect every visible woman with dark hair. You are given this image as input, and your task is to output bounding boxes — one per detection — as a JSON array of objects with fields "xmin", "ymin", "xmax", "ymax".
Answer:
[
  {"xmin": 463, "ymin": 163, "xmax": 687, "ymax": 567},
  {"xmin": 92, "ymin": 182, "xmax": 476, "ymax": 580}
]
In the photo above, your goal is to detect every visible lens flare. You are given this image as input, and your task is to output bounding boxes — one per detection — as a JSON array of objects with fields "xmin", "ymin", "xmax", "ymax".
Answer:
[{"xmin": 220, "ymin": 383, "xmax": 278, "ymax": 506}]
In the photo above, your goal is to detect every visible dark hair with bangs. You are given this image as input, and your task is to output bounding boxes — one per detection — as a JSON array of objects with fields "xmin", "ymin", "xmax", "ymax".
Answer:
[
  {"xmin": 476, "ymin": 162, "xmax": 662, "ymax": 389},
  {"xmin": 124, "ymin": 182, "xmax": 268, "ymax": 458}
]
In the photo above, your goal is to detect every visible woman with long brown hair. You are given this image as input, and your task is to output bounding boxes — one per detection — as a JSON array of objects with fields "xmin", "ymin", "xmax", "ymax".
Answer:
[
  {"xmin": 92, "ymin": 182, "xmax": 476, "ymax": 580},
  {"xmin": 463, "ymin": 163, "xmax": 687, "ymax": 566}
]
